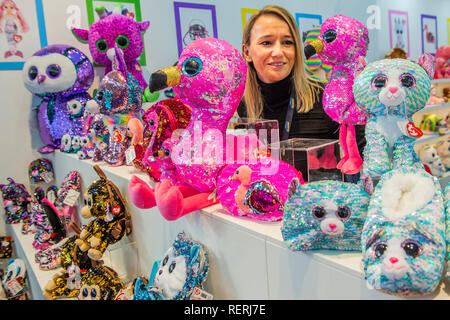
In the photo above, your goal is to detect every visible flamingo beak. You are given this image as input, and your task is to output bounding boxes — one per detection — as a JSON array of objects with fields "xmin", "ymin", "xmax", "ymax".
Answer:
[
  {"xmin": 304, "ymin": 39, "xmax": 324, "ymax": 60},
  {"xmin": 149, "ymin": 66, "xmax": 181, "ymax": 93}
]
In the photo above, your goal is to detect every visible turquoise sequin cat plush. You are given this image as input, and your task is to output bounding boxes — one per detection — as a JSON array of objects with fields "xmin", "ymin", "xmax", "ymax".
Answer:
[
  {"xmin": 362, "ymin": 167, "xmax": 447, "ymax": 296},
  {"xmin": 353, "ymin": 54, "xmax": 434, "ymax": 183}
]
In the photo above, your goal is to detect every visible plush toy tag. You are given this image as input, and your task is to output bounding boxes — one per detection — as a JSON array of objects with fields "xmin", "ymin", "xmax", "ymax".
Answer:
[
  {"xmin": 406, "ymin": 122, "xmax": 423, "ymax": 138},
  {"xmin": 40, "ymin": 172, "xmax": 54, "ymax": 183},
  {"xmin": 113, "ymin": 130, "xmax": 124, "ymax": 143},
  {"xmin": 125, "ymin": 146, "xmax": 136, "ymax": 165},
  {"xmin": 190, "ymin": 286, "xmax": 213, "ymax": 300},
  {"xmin": 63, "ymin": 188, "xmax": 80, "ymax": 206},
  {"xmin": 112, "ymin": 206, "xmax": 121, "ymax": 215},
  {"xmin": 6, "ymin": 279, "xmax": 23, "ymax": 296}
]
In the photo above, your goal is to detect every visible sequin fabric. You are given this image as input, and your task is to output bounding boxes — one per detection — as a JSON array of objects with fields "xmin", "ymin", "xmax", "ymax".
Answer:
[
  {"xmin": 28, "ymin": 158, "xmax": 54, "ymax": 183},
  {"xmin": 317, "ymin": 15, "xmax": 369, "ymax": 125},
  {"xmin": 445, "ymin": 184, "xmax": 450, "ymax": 281},
  {"xmin": 361, "ymin": 167, "xmax": 446, "ymax": 296},
  {"xmin": 93, "ymin": 64, "xmax": 143, "ymax": 165},
  {"xmin": 54, "ymin": 171, "xmax": 81, "ymax": 230},
  {"xmin": 170, "ymin": 38, "xmax": 247, "ymax": 192},
  {"xmin": 136, "ymin": 99, "xmax": 191, "ymax": 181},
  {"xmin": 281, "ymin": 180, "xmax": 370, "ymax": 251},
  {"xmin": 216, "ymin": 160, "xmax": 300, "ymax": 221},
  {"xmin": 23, "ymin": 45, "xmax": 93, "ymax": 150},
  {"xmin": 0, "ymin": 178, "xmax": 30, "ymax": 224},
  {"xmin": 354, "ymin": 58, "xmax": 433, "ymax": 180},
  {"xmin": 78, "ymin": 266, "xmax": 124, "ymax": 300},
  {"xmin": 72, "ymin": 13, "xmax": 150, "ymax": 91},
  {"xmin": 134, "ymin": 232, "xmax": 209, "ymax": 300}
]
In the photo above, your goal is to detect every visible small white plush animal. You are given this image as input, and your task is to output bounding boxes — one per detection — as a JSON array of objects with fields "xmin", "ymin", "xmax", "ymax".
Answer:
[{"xmin": 417, "ymin": 144, "xmax": 446, "ymax": 177}]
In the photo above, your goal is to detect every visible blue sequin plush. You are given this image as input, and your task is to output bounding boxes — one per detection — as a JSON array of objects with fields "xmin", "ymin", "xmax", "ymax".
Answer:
[
  {"xmin": 134, "ymin": 232, "xmax": 209, "ymax": 300},
  {"xmin": 353, "ymin": 54, "xmax": 434, "ymax": 182},
  {"xmin": 281, "ymin": 181, "xmax": 370, "ymax": 251},
  {"xmin": 361, "ymin": 166, "xmax": 446, "ymax": 296}
]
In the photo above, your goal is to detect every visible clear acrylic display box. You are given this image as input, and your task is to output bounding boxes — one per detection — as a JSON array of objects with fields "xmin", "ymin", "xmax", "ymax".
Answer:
[{"xmin": 268, "ymin": 138, "xmax": 343, "ymax": 182}]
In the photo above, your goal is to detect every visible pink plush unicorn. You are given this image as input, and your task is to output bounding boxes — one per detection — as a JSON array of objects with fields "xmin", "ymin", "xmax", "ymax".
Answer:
[
  {"xmin": 304, "ymin": 15, "xmax": 369, "ymax": 174},
  {"xmin": 129, "ymin": 38, "xmax": 247, "ymax": 220}
]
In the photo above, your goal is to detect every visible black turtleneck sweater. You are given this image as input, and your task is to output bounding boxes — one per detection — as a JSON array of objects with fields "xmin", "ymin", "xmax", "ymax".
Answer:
[{"xmin": 237, "ymin": 76, "xmax": 366, "ymax": 156}]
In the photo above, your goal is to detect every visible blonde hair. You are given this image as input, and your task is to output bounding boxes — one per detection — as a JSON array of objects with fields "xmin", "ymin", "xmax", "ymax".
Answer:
[{"xmin": 242, "ymin": 5, "xmax": 321, "ymax": 120}]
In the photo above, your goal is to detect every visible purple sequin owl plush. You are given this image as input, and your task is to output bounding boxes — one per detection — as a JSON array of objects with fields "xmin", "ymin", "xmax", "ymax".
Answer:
[
  {"xmin": 22, "ymin": 45, "xmax": 94, "ymax": 154},
  {"xmin": 71, "ymin": 8, "xmax": 150, "ymax": 91}
]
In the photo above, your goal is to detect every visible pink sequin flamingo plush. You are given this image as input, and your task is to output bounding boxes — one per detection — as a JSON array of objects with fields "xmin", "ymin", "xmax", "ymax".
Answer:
[
  {"xmin": 128, "ymin": 38, "xmax": 247, "ymax": 220},
  {"xmin": 304, "ymin": 15, "xmax": 369, "ymax": 174}
]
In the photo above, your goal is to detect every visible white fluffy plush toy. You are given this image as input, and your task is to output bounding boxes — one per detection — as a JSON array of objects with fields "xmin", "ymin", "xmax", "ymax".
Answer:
[{"xmin": 417, "ymin": 144, "xmax": 446, "ymax": 177}]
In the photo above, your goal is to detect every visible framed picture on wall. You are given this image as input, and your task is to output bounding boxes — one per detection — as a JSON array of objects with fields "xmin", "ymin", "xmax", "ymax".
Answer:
[
  {"xmin": 174, "ymin": 2, "xmax": 218, "ymax": 57},
  {"xmin": 241, "ymin": 8, "xmax": 259, "ymax": 31},
  {"xmin": 0, "ymin": 0, "xmax": 47, "ymax": 70},
  {"xmin": 295, "ymin": 13, "xmax": 322, "ymax": 42},
  {"xmin": 421, "ymin": 14, "xmax": 438, "ymax": 55},
  {"xmin": 85, "ymin": 0, "xmax": 146, "ymax": 66},
  {"xmin": 388, "ymin": 10, "xmax": 410, "ymax": 57}
]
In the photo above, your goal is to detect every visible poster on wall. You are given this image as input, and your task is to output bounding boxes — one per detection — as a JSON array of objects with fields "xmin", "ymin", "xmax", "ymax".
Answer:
[
  {"xmin": 174, "ymin": 2, "xmax": 218, "ymax": 57},
  {"xmin": 0, "ymin": 0, "xmax": 47, "ymax": 70},
  {"xmin": 420, "ymin": 14, "xmax": 438, "ymax": 55},
  {"xmin": 85, "ymin": 0, "xmax": 146, "ymax": 66},
  {"xmin": 388, "ymin": 10, "xmax": 410, "ymax": 57},
  {"xmin": 295, "ymin": 13, "xmax": 322, "ymax": 42},
  {"xmin": 241, "ymin": 8, "xmax": 259, "ymax": 31}
]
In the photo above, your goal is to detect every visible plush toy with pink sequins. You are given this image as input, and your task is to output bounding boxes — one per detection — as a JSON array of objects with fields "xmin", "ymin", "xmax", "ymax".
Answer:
[
  {"xmin": 72, "ymin": 6, "xmax": 150, "ymax": 91},
  {"xmin": 129, "ymin": 38, "xmax": 247, "ymax": 220},
  {"xmin": 304, "ymin": 15, "xmax": 369, "ymax": 174}
]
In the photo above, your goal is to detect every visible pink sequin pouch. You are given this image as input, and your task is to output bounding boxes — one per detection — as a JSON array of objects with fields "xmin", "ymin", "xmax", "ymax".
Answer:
[{"xmin": 216, "ymin": 158, "xmax": 303, "ymax": 221}]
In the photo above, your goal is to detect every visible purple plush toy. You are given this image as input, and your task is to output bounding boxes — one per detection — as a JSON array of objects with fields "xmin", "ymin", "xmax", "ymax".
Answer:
[
  {"xmin": 71, "ymin": 8, "xmax": 150, "ymax": 91},
  {"xmin": 22, "ymin": 45, "xmax": 94, "ymax": 154}
]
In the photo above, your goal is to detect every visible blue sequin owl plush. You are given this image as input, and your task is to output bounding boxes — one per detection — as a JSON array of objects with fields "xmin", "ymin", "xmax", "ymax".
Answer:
[
  {"xmin": 353, "ymin": 54, "xmax": 434, "ymax": 183},
  {"xmin": 361, "ymin": 166, "xmax": 447, "ymax": 296},
  {"xmin": 281, "ymin": 180, "xmax": 370, "ymax": 251},
  {"xmin": 22, "ymin": 45, "xmax": 94, "ymax": 154},
  {"xmin": 134, "ymin": 232, "xmax": 209, "ymax": 300}
]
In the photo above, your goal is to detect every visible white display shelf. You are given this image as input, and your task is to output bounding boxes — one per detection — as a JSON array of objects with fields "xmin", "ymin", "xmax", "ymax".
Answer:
[
  {"xmin": 421, "ymin": 103, "xmax": 450, "ymax": 113},
  {"xmin": 432, "ymin": 78, "xmax": 450, "ymax": 84},
  {"xmin": 9, "ymin": 151, "xmax": 449, "ymax": 300},
  {"xmin": 415, "ymin": 131, "xmax": 450, "ymax": 145}
]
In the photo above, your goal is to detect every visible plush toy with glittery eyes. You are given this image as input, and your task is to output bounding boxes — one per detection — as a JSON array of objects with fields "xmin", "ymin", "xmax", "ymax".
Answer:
[
  {"xmin": 281, "ymin": 180, "xmax": 370, "ymax": 251},
  {"xmin": 78, "ymin": 266, "xmax": 124, "ymax": 300},
  {"xmin": 303, "ymin": 15, "xmax": 369, "ymax": 175},
  {"xmin": 128, "ymin": 38, "xmax": 247, "ymax": 221},
  {"xmin": 77, "ymin": 165, "xmax": 131, "ymax": 261},
  {"xmin": 1, "ymin": 258, "xmax": 28, "ymax": 300},
  {"xmin": 22, "ymin": 45, "xmax": 94, "ymax": 154},
  {"xmin": 134, "ymin": 232, "xmax": 209, "ymax": 300},
  {"xmin": 0, "ymin": 178, "xmax": 31, "ymax": 224},
  {"xmin": 72, "ymin": 6, "xmax": 150, "ymax": 91},
  {"xmin": 361, "ymin": 166, "xmax": 447, "ymax": 296},
  {"xmin": 353, "ymin": 54, "xmax": 434, "ymax": 182},
  {"xmin": 28, "ymin": 158, "xmax": 54, "ymax": 183}
]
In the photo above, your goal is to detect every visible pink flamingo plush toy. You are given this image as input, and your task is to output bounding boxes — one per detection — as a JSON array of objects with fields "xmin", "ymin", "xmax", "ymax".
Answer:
[
  {"xmin": 304, "ymin": 15, "xmax": 370, "ymax": 174},
  {"xmin": 128, "ymin": 38, "xmax": 247, "ymax": 220}
]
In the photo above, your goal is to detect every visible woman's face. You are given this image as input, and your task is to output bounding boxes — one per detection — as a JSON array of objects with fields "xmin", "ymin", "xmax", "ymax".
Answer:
[{"xmin": 243, "ymin": 14, "xmax": 296, "ymax": 84}]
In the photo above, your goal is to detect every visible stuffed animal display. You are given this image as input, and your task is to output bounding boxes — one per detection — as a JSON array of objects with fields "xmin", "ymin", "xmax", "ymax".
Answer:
[
  {"xmin": 0, "ymin": 178, "xmax": 31, "ymax": 224},
  {"xmin": 417, "ymin": 144, "xmax": 446, "ymax": 177},
  {"xmin": 22, "ymin": 45, "xmax": 94, "ymax": 153},
  {"xmin": 419, "ymin": 114, "xmax": 447, "ymax": 135},
  {"xmin": 361, "ymin": 166, "xmax": 447, "ymax": 296},
  {"xmin": 353, "ymin": 54, "xmax": 434, "ymax": 182},
  {"xmin": 53, "ymin": 170, "xmax": 81, "ymax": 234},
  {"xmin": 303, "ymin": 15, "xmax": 370, "ymax": 174},
  {"xmin": 134, "ymin": 232, "xmax": 209, "ymax": 300},
  {"xmin": 85, "ymin": 47, "xmax": 143, "ymax": 166},
  {"xmin": 282, "ymin": 180, "xmax": 370, "ymax": 251},
  {"xmin": 71, "ymin": 6, "xmax": 150, "ymax": 91}
]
